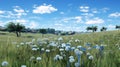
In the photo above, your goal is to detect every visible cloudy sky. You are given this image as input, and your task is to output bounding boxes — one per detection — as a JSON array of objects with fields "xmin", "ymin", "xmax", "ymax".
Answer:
[{"xmin": 0, "ymin": 0, "xmax": 120, "ymax": 31}]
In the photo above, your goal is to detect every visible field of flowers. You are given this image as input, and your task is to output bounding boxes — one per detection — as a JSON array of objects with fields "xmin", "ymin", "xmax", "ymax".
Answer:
[{"xmin": 0, "ymin": 31, "xmax": 120, "ymax": 67}]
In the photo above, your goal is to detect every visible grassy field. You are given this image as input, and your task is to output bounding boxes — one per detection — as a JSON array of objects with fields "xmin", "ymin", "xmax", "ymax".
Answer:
[{"xmin": 0, "ymin": 31, "xmax": 120, "ymax": 67}]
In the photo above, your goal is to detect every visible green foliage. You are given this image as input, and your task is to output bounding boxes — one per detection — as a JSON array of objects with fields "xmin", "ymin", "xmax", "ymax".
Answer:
[
  {"xmin": 116, "ymin": 25, "xmax": 120, "ymax": 29},
  {"xmin": 39, "ymin": 29, "xmax": 47, "ymax": 34},
  {"xmin": 100, "ymin": 27, "xmax": 107, "ymax": 31},
  {"xmin": 86, "ymin": 26, "xmax": 98, "ymax": 32},
  {"xmin": 6, "ymin": 22, "xmax": 25, "ymax": 37}
]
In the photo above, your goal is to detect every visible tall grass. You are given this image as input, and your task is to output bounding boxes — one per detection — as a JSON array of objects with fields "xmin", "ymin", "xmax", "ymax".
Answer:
[{"xmin": 0, "ymin": 31, "xmax": 120, "ymax": 67}]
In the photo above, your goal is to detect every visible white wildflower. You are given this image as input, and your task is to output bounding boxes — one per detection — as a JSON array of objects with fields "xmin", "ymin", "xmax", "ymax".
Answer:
[
  {"xmin": 32, "ymin": 48, "xmax": 37, "ymax": 51},
  {"xmin": 69, "ymin": 56, "xmax": 74, "ymax": 59},
  {"xmin": 96, "ymin": 45, "xmax": 100, "ymax": 50},
  {"xmin": 21, "ymin": 65, "xmax": 27, "ymax": 67},
  {"xmin": 86, "ymin": 52, "xmax": 91, "ymax": 56},
  {"xmin": 20, "ymin": 42, "xmax": 24, "ymax": 45},
  {"xmin": 36, "ymin": 57, "xmax": 42, "ymax": 61},
  {"xmin": 29, "ymin": 56, "xmax": 35, "ymax": 61},
  {"xmin": 58, "ymin": 56, "xmax": 63, "ymax": 60},
  {"xmin": 59, "ymin": 48, "xmax": 64, "ymax": 51},
  {"xmin": 32, "ymin": 39, "xmax": 35, "ymax": 43},
  {"xmin": 77, "ymin": 45, "xmax": 82, "ymax": 49},
  {"xmin": 75, "ymin": 62, "xmax": 80, "ymax": 67},
  {"xmin": 69, "ymin": 58, "xmax": 75, "ymax": 63},
  {"xmin": 87, "ymin": 47, "xmax": 91, "ymax": 50},
  {"xmin": 74, "ymin": 49, "xmax": 83, "ymax": 55},
  {"xmin": 46, "ymin": 49, "xmax": 50, "ymax": 52},
  {"xmin": 1, "ymin": 61, "xmax": 9, "ymax": 66},
  {"xmin": 58, "ymin": 37, "xmax": 63, "ymax": 41},
  {"xmin": 41, "ymin": 48, "xmax": 45, "ymax": 51},
  {"xmin": 65, "ymin": 46, "xmax": 71, "ymax": 51},
  {"xmin": 75, "ymin": 39, "xmax": 80, "ymax": 42},
  {"xmin": 88, "ymin": 55, "xmax": 94, "ymax": 60},
  {"xmin": 61, "ymin": 43, "xmax": 66, "ymax": 47},
  {"xmin": 16, "ymin": 45, "xmax": 20, "ymax": 48},
  {"xmin": 71, "ymin": 47, "xmax": 75, "ymax": 50},
  {"xmin": 54, "ymin": 54, "xmax": 63, "ymax": 60}
]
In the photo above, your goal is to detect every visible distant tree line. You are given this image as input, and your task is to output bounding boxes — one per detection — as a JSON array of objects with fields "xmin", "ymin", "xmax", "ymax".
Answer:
[
  {"xmin": 0, "ymin": 22, "xmax": 75, "ymax": 37},
  {"xmin": 0, "ymin": 22, "xmax": 120, "ymax": 37}
]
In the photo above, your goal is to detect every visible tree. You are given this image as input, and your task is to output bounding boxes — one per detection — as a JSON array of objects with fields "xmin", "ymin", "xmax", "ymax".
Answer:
[
  {"xmin": 92, "ymin": 26, "xmax": 97, "ymax": 32},
  {"xmin": 100, "ymin": 27, "xmax": 107, "ymax": 31},
  {"xmin": 86, "ymin": 27, "xmax": 92, "ymax": 31},
  {"xmin": 6, "ymin": 22, "xmax": 25, "ymax": 37},
  {"xmin": 39, "ymin": 29, "xmax": 47, "ymax": 37},
  {"xmin": 115, "ymin": 25, "xmax": 120, "ymax": 30},
  {"xmin": 86, "ymin": 26, "xmax": 97, "ymax": 32},
  {"xmin": 46, "ymin": 28, "xmax": 55, "ymax": 34}
]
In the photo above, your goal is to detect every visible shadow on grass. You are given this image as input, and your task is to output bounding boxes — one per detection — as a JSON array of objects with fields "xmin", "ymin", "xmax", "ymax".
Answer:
[{"xmin": 0, "ymin": 32, "xmax": 7, "ymax": 35}]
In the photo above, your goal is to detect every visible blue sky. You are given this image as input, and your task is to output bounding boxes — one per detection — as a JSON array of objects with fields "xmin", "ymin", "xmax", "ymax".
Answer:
[{"xmin": 0, "ymin": 0, "xmax": 120, "ymax": 31}]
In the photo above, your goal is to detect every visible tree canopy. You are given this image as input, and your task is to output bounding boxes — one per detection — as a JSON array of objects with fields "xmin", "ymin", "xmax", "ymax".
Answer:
[
  {"xmin": 86, "ymin": 26, "xmax": 98, "ymax": 32},
  {"xmin": 6, "ymin": 22, "xmax": 25, "ymax": 37}
]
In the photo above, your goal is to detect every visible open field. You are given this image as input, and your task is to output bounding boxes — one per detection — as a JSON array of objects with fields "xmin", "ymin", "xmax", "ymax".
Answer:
[{"xmin": 0, "ymin": 31, "xmax": 120, "ymax": 67}]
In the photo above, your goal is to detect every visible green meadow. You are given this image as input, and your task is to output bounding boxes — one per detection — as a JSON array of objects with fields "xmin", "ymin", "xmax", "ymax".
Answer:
[{"xmin": 0, "ymin": 31, "xmax": 120, "ymax": 67}]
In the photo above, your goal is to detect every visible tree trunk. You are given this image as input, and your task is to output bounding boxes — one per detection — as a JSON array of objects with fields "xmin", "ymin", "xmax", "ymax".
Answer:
[
  {"xmin": 16, "ymin": 31, "xmax": 19, "ymax": 37},
  {"xmin": 19, "ymin": 32, "xmax": 21, "ymax": 37}
]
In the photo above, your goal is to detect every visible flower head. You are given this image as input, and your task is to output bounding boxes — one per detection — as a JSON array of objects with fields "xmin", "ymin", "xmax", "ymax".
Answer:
[
  {"xmin": 1, "ymin": 61, "xmax": 9, "ymax": 67},
  {"xmin": 88, "ymin": 55, "xmax": 94, "ymax": 60},
  {"xmin": 36, "ymin": 57, "xmax": 42, "ymax": 61},
  {"xmin": 21, "ymin": 65, "xmax": 27, "ymax": 67},
  {"xmin": 74, "ymin": 49, "xmax": 83, "ymax": 55},
  {"xmin": 58, "ymin": 37, "xmax": 63, "ymax": 41},
  {"xmin": 69, "ymin": 58, "xmax": 75, "ymax": 63},
  {"xmin": 74, "ymin": 62, "xmax": 80, "ymax": 67},
  {"xmin": 29, "ymin": 56, "xmax": 35, "ymax": 61},
  {"xmin": 46, "ymin": 49, "xmax": 50, "ymax": 52}
]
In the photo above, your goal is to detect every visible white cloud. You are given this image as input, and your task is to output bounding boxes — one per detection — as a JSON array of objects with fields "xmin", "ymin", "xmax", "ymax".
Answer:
[
  {"xmin": 28, "ymin": 22, "xmax": 39, "ymax": 28},
  {"xmin": 74, "ymin": 16, "xmax": 82, "ymax": 23},
  {"xmin": 0, "ymin": 10, "xmax": 5, "ymax": 14},
  {"xmin": 108, "ymin": 24, "xmax": 115, "ymax": 28},
  {"xmin": 54, "ymin": 23, "xmax": 63, "ymax": 26},
  {"xmin": 13, "ymin": 6, "xmax": 27, "ymax": 18},
  {"xmin": 101, "ymin": 7, "xmax": 109, "ymax": 13},
  {"xmin": 91, "ymin": 9, "xmax": 98, "ymax": 13},
  {"xmin": 86, "ymin": 17, "xmax": 104, "ymax": 24},
  {"xmin": 107, "ymin": 24, "xmax": 115, "ymax": 30},
  {"xmin": 109, "ymin": 12, "xmax": 120, "ymax": 18},
  {"xmin": 33, "ymin": 3, "xmax": 57, "ymax": 14},
  {"xmin": 60, "ymin": 12, "xmax": 64, "ymax": 14},
  {"xmin": 81, "ymin": 13, "xmax": 94, "ymax": 17},
  {"xmin": 15, "ymin": 19, "xmax": 28, "ymax": 24},
  {"xmin": 13, "ymin": 7, "xmax": 25, "ymax": 13},
  {"xmin": 61, "ymin": 16, "xmax": 83, "ymax": 23},
  {"xmin": 80, "ymin": 6, "xmax": 89, "ymax": 12},
  {"xmin": 0, "ymin": 21, "xmax": 6, "ymax": 26},
  {"xmin": 7, "ymin": 19, "xmax": 28, "ymax": 25}
]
